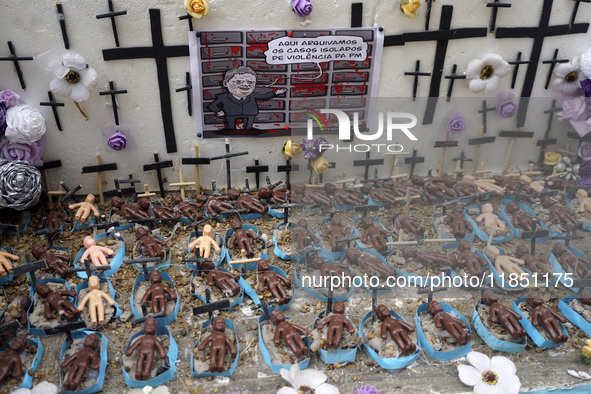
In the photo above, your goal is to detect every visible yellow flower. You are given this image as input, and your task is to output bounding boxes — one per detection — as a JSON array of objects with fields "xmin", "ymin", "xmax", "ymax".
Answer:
[
  {"xmin": 310, "ymin": 155, "xmax": 329, "ymax": 174},
  {"xmin": 283, "ymin": 140, "xmax": 302, "ymax": 160},
  {"xmin": 544, "ymin": 151, "xmax": 562, "ymax": 166},
  {"xmin": 184, "ymin": 0, "xmax": 210, "ymax": 19},
  {"xmin": 582, "ymin": 339, "xmax": 591, "ymax": 359},
  {"xmin": 400, "ymin": 0, "xmax": 421, "ymax": 18}
]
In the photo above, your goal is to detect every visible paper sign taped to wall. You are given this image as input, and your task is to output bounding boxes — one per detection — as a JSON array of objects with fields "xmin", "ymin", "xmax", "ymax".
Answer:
[{"xmin": 265, "ymin": 36, "xmax": 369, "ymax": 64}]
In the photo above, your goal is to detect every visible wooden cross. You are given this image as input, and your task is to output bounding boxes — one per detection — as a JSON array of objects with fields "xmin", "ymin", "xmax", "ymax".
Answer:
[
  {"xmin": 81, "ymin": 154, "xmax": 118, "ymax": 205},
  {"xmin": 453, "ymin": 151, "xmax": 472, "ymax": 179},
  {"xmin": 143, "ymin": 152, "xmax": 173, "ymax": 197},
  {"xmin": 56, "ymin": 2, "xmax": 70, "ymax": 49},
  {"xmin": 277, "ymin": 158, "xmax": 298, "ymax": 190},
  {"xmin": 39, "ymin": 92, "xmax": 65, "ymax": 131},
  {"xmin": 404, "ymin": 60, "xmax": 431, "ymax": 101},
  {"xmin": 542, "ymin": 48, "xmax": 569, "ymax": 89},
  {"xmin": 486, "ymin": 0, "xmax": 512, "ymax": 32},
  {"xmin": 0, "ymin": 41, "xmax": 33, "ymax": 89},
  {"xmin": 137, "ymin": 184, "xmax": 156, "ymax": 198},
  {"xmin": 95, "ymin": 0, "xmax": 127, "ymax": 47},
  {"xmin": 384, "ymin": 143, "xmax": 410, "ymax": 178},
  {"xmin": 434, "ymin": 133, "xmax": 458, "ymax": 176},
  {"xmin": 246, "ymin": 157, "xmax": 269, "ymax": 190},
  {"xmin": 469, "ymin": 126, "xmax": 496, "ymax": 176},
  {"xmin": 39, "ymin": 159, "xmax": 62, "ymax": 202},
  {"xmin": 404, "ymin": 148, "xmax": 425, "ymax": 178},
  {"xmin": 174, "ymin": 72, "xmax": 192, "ymax": 116},
  {"xmin": 99, "ymin": 81, "xmax": 128, "ymax": 125},
  {"xmin": 169, "ymin": 170, "xmax": 194, "ymax": 199}
]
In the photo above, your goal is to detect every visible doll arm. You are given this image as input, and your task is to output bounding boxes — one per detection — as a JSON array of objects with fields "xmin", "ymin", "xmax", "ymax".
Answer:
[
  {"xmin": 292, "ymin": 323, "xmax": 308, "ymax": 336},
  {"xmin": 509, "ymin": 309, "xmax": 522, "ymax": 320},
  {"xmin": 531, "ymin": 308, "xmax": 540, "ymax": 326},
  {"xmin": 163, "ymin": 285, "xmax": 177, "ymax": 300},
  {"xmin": 188, "ymin": 237, "xmax": 201, "ymax": 249},
  {"xmin": 508, "ymin": 257, "xmax": 525, "ymax": 265},
  {"xmin": 90, "ymin": 352, "xmax": 100, "ymax": 370},
  {"xmin": 277, "ymin": 274, "xmax": 291, "ymax": 286},
  {"xmin": 551, "ymin": 310, "xmax": 567, "ymax": 323},
  {"xmin": 246, "ymin": 230, "xmax": 260, "ymax": 240},
  {"xmin": 60, "ymin": 290, "xmax": 77, "ymax": 298},
  {"xmin": 399, "ymin": 320, "xmax": 415, "ymax": 333},
  {"xmin": 1, "ymin": 252, "xmax": 19, "ymax": 261},
  {"xmin": 125, "ymin": 338, "xmax": 142, "ymax": 356},
  {"xmin": 197, "ymin": 335, "xmax": 213, "ymax": 351},
  {"xmin": 381, "ymin": 321, "xmax": 389, "ymax": 339},
  {"xmin": 476, "ymin": 214, "xmax": 484, "ymax": 223},
  {"xmin": 77, "ymin": 293, "xmax": 91, "ymax": 311},
  {"xmin": 140, "ymin": 288, "xmax": 152, "ymax": 305},
  {"xmin": 273, "ymin": 327, "xmax": 283, "ymax": 344},
  {"xmin": 210, "ymin": 238, "xmax": 221, "ymax": 252},
  {"xmin": 258, "ymin": 276, "xmax": 266, "ymax": 292},
  {"xmin": 434, "ymin": 313, "xmax": 442, "ymax": 329},
  {"xmin": 44, "ymin": 302, "xmax": 52, "ymax": 319},
  {"xmin": 226, "ymin": 336, "xmax": 238, "ymax": 356},
  {"xmin": 80, "ymin": 249, "xmax": 90, "ymax": 263},
  {"xmin": 99, "ymin": 246, "xmax": 114, "ymax": 255},
  {"xmin": 228, "ymin": 234, "xmax": 236, "ymax": 247},
  {"xmin": 68, "ymin": 203, "xmax": 82, "ymax": 209},
  {"xmin": 344, "ymin": 318, "xmax": 355, "ymax": 334},
  {"xmin": 316, "ymin": 317, "xmax": 330, "ymax": 330},
  {"xmin": 60, "ymin": 353, "xmax": 77, "ymax": 368},
  {"xmin": 90, "ymin": 204, "xmax": 100, "ymax": 217},
  {"xmin": 154, "ymin": 338, "xmax": 167, "ymax": 359},
  {"xmin": 100, "ymin": 291, "xmax": 116, "ymax": 306}
]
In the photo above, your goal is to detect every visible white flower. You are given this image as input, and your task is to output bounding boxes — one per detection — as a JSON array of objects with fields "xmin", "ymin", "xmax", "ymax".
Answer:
[
  {"xmin": 48, "ymin": 52, "xmax": 97, "ymax": 102},
  {"xmin": 458, "ymin": 352, "xmax": 520, "ymax": 394},
  {"xmin": 5, "ymin": 104, "xmax": 46, "ymax": 144},
  {"xmin": 278, "ymin": 364, "xmax": 339, "ymax": 394},
  {"xmin": 466, "ymin": 54, "xmax": 511, "ymax": 93},
  {"xmin": 580, "ymin": 47, "xmax": 591, "ymax": 79},
  {"xmin": 552, "ymin": 56, "xmax": 583, "ymax": 96},
  {"xmin": 12, "ymin": 381, "xmax": 59, "ymax": 394}
]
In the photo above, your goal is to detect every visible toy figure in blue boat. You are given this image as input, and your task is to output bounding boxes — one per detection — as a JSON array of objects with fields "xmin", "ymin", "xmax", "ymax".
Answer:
[
  {"xmin": 197, "ymin": 316, "xmax": 237, "ymax": 373},
  {"xmin": 60, "ymin": 333, "xmax": 100, "ymax": 390},
  {"xmin": 316, "ymin": 301, "xmax": 355, "ymax": 349},
  {"xmin": 481, "ymin": 290, "xmax": 525, "ymax": 340},
  {"xmin": 376, "ymin": 304, "xmax": 416, "ymax": 355},
  {"xmin": 427, "ymin": 300, "xmax": 470, "ymax": 345},
  {"xmin": 271, "ymin": 309, "xmax": 308, "ymax": 358}
]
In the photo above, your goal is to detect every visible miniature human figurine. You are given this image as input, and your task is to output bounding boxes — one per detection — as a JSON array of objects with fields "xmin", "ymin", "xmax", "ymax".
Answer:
[
  {"xmin": 540, "ymin": 196, "xmax": 582, "ymax": 230},
  {"xmin": 293, "ymin": 183, "xmax": 330, "ymax": 207},
  {"xmin": 462, "ymin": 174, "xmax": 504, "ymax": 195},
  {"xmin": 505, "ymin": 201, "xmax": 539, "ymax": 231},
  {"xmin": 227, "ymin": 218, "xmax": 260, "ymax": 258},
  {"xmin": 69, "ymin": 194, "xmax": 100, "ymax": 223},
  {"xmin": 189, "ymin": 224, "xmax": 220, "ymax": 259},
  {"xmin": 552, "ymin": 242, "xmax": 591, "ymax": 278},
  {"xmin": 402, "ymin": 247, "xmax": 456, "ymax": 269},
  {"xmin": 32, "ymin": 245, "xmax": 71, "ymax": 277},
  {"xmin": 476, "ymin": 203, "xmax": 506, "ymax": 233},
  {"xmin": 288, "ymin": 218, "xmax": 319, "ymax": 251},
  {"xmin": 578, "ymin": 289, "xmax": 591, "ymax": 307},
  {"xmin": 36, "ymin": 283, "xmax": 80, "ymax": 322},
  {"xmin": 202, "ymin": 260, "xmax": 241, "ymax": 296},
  {"xmin": 0, "ymin": 248, "xmax": 18, "ymax": 277},
  {"xmin": 227, "ymin": 189, "xmax": 269, "ymax": 215},
  {"xmin": 455, "ymin": 240, "xmax": 487, "ymax": 277},
  {"xmin": 271, "ymin": 309, "xmax": 309, "ymax": 358},
  {"xmin": 44, "ymin": 201, "xmax": 68, "ymax": 229},
  {"xmin": 514, "ymin": 244, "xmax": 551, "ymax": 276},
  {"xmin": 80, "ymin": 236, "xmax": 114, "ymax": 267},
  {"xmin": 359, "ymin": 183, "xmax": 398, "ymax": 205},
  {"xmin": 125, "ymin": 317, "xmax": 167, "ymax": 381},
  {"xmin": 258, "ymin": 259, "xmax": 291, "ymax": 305},
  {"xmin": 575, "ymin": 189, "xmax": 591, "ymax": 214},
  {"xmin": 0, "ymin": 335, "xmax": 27, "ymax": 384},
  {"xmin": 452, "ymin": 181, "xmax": 477, "ymax": 197},
  {"xmin": 135, "ymin": 227, "xmax": 166, "ymax": 259},
  {"xmin": 527, "ymin": 292, "xmax": 568, "ymax": 344},
  {"xmin": 375, "ymin": 304, "xmax": 416, "ymax": 355},
  {"xmin": 500, "ymin": 177, "xmax": 534, "ymax": 195},
  {"xmin": 138, "ymin": 198, "xmax": 179, "ymax": 221},
  {"xmin": 0, "ymin": 295, "xmax": 31, "ymax": 325},
  {"xmin": 258, "ymin": 187, "xmax": 288, "ymax": 204},
  {"xmin": 481, "ymin": 290, "xmax": 525, "ymax": 340},
  {"xmin": 197, "ymin": 316, "xmax": 237, "ymax": 373},
  {"xmin": 316, "ymin": 301, "xmax": 355, "ymax": 349},
  {"xmin": 140, "ymin": 270, "xmax": 177, "ymax": 316},
  {"xmin": 389, "ymin": 208, "xmax": 425, "ymax": 236},
  {"xmin": 444, "ymin": 204, "xmax": 473, "ymax": 238},
  {"xmin": 323, "ymin": 183, "xmax": 363, "ymax": 206},
  {"xmin": 427, "ymin": 300, "xmax": 471, "ymax": 345},
  {"xmin": 170, "ymin": 193, "xmax": 204, "ymax": 220},
  {"xmin": 485, "ymin": 246, "xmax": 529, "ymax": 278},
  {"xmin": 310, "ymin": 256, "xmax": 355, "ymax": 280},
  {"xmin": 382, "ymin": 179, "xmax": 422, "ymax": 198},
  {"xmin": 321, "ymin": 215, "xmax": 348, "ymax": 252},
  {"xmin": 360, "ymin": 216, "xmax": 391, "ymax": 252},
  {"xmin": 411, "ymin": 175, "xmax": 455, "ymax": 202},
  {"xmin": 60, "ymin": 333, "xmax": 100, "ymax": 391},
  {"xmin": 206, "ymin": 196, "xmax": 235, "ymax": 217},
  {"xmin": 345, "ymin": 249, "xmax": 396, "ymax": 278},
  {"xmin": 519, "ymin": 175, "xmax": 545, "ymax": 193},
  {"xmin": 76, "ymin": 275, "xmax": 116, "ymax": 326},
  {"xmin": 110, "ymin": 196, "xmax": 149, "ymax": 220}
]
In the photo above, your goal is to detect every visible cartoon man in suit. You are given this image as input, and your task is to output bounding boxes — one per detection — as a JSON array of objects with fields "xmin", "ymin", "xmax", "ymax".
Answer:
[{"xmin": 208, "ymin": 66, "xmax": 286, "ymax": 130}]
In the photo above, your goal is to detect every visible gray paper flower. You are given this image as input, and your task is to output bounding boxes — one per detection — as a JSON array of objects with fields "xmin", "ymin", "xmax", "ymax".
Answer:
[{"xmin": 0, "ymin": 160, "xmax": 42, "ymax": 210}]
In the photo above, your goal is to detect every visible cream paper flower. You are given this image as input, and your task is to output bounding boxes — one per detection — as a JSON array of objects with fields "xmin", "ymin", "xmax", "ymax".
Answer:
[
  {"xmin": 49, "ymin": 52, "xmax": 97, "ymax": 102},
  {"xmin": 466, "ymin": 54, "xmax": 511, "ymax": 93},
  {"xmin": 278, "ymin": 364, "xmax": 339, "ymax": 394},
  {"xmin": 552, "ymin": 56, "xmax": 584, "ymax": 96},
  {"xmin": 458, "ymin": 352, "xmax": 520, "ymax": 394},
  {"xmin": 5, "ymin": 104, "xmax": 46, "ymax": 144}
]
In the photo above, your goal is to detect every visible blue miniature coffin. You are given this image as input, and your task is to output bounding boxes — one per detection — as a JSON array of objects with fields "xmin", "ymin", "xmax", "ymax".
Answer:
[
  {"xmin": 130, "ymin": 272, "xmax": 179, "ymax": 325},
  {"xmin": 483, "ymin": 246, "xmax": 533, "ymax": 290},
  {"xmin": 499, "ymin": 199, "xmax": 550, "ymax": 242},
  {"xmin": 191, "ymin": 318, "xmax": 239, "ymax": 377},
  {"xmin": 73, "ymin": 232, "xmax": 125, "ymax": 278},
  {"xmin": 352, "ymin": 216, "xmax": 393, "ymax": 255},
  {"xmin": 558, "ymin": 295, "xmax": 591, "ymax": 337},
  {"xmin": 131, "ymin": 236, "xmax": 171, "ymax": 273},
  {"xmin": 359, "ymin": 310, "xmax": 420, "ymax": 369},
  {"xmin": 108, "ymin": 209, "xmax": 135, "ymax": 231},
  {"xmin": 243, "ymin": 265, "xmax": 293, "ymax": 312},
  {"xmin": 186, "ymin": 230, "xmax": 225, "ymax": 268},
  {"xmin": 257, "ymin": 314, "xmax": 310, "ymax": 374},
  {"xmin": 191, "ymin": 268, "xmax": 245, "ymax": 310},
  {"xmin": 415, "ymin": 302, "xmax": 471, "ymax": 360},
  {"xmin": 549, "ymin": 246, "xmax": 583, "ymax": 293},
  {"xmin": 60, "ymin": 330, "xmax": 108, "ymax": 394},
  {"xmin": 471, "ymin": 302, "xmax": 526, "ymax": 353},
  {"xmin": 265, "ymin": 200, "xmax": 287, "ymax": 219},
  {"xmin": 273, "ymin": 222, "xmax": 295, "ymax": 260},
  {"xmin": 313, "ymin": 310, "xmax": 358, "ymax": 364},
  {"xmin": 566, "ymin": 196, "xmax": 591, "ymax": 232},
  {"xmin": 204, "ymin": 203, "xmax": 261, "ymax": 221},
  {"xmin": 28, "ymin": 277, "xmax": 73, "ymax": 336},
  {"xmin": 441, "ymin": 242, "xmax": 491, "ymax": 288},
  {"xmin": 225, "ymin": 224, "xmax": 268, "ymax": 271},
  {"xmin": 293, "ymin": 258, "xmax": 355, "ymax": 303},
  {"xmin": 432, "ymin": 212, "xmax": 476, "ymax": 242},
  {"xmin": 73, "ymin": 218, "xmax": 97, "ymax": 232},
  {"xmin": 464, "ymin": 205, "xmax": 513, "ymax": 244},
  {"xmin": 394, "ymin": 246, "xmax": 454, "ymax": 289},
  {"xmin": 512, "ymin": 297, "xmax": 568, "ymax": 348},
  {"xmin": 75, "ymin": 277, "xmax": 123, "ymax": 326},
  {"xmin": 121, "ymin": 325, "xmax": 178, "ymax": 388},
  {"xmin": 1, "ymin": 337, "xmax": 44, "ymax": 390},
  {"xmin": 0, "ymin": 246, "xmax": 18, "ymax": 285},
  {"xmin": 344, "ymin": 247, "xmax": 391, "ymax": 294}
]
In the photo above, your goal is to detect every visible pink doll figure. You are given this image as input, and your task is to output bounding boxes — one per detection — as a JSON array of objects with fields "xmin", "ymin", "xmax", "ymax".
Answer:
[
  {"xmin": 80, "ymin": 236, "xmax": 114, "ymax": 267},
  {"xmin": 476, "ymin": 203, "xmax": 506, "ymax": 234}
]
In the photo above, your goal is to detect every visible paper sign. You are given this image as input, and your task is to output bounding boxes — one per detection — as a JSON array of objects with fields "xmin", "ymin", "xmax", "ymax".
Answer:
[{"xmin": 265, "ymin": 36, "xmax": 368, "ymax": 65}]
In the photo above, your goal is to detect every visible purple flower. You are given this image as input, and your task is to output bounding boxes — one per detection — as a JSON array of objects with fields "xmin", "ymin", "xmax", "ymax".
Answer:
[
  {"xmin": 0, "ymin": 89, "xmax": 20, "ymax": 108},
  {"xmin": 300, "ymin": 137, "xmax": 327, "ymax": 160},
  {"xmin": 292, "ymin": 0, "xmax": 313, "ymax": 17},
  {"xmin": 0, "ymin": 104, "xmax": 6, "ymax": 136},
  {"xmin": 107, "ymin": 131, "xmax": 127, "ymax": 151},
  {"xmin": 581, "ymin": 175, "xmax": 591, "ymax": 187},
  {"xmin": 447, "ymin": 115, "xmax": 466, "ymax": 134},
  {"xmin": 557, "ymin": 97, "xmax": 591, "ymax": 137},
  {"xmin": 581, "ymin": 79, "xmax": 591, "ymax": 98},
  {"xmin": 579, "ymin": 142, "xmax": 591, "ymax": 161},
  {"xmin": 0, "ymin": 135, "xmax": 45, "ymax": 167},
  {"xmin": 357, "ymin": 385, "xmax": 381, "ymax": 394},
  {"xmin": 579, "ymin": 159, "xmax": 591, "ymax": 175},
  {"xmin": 496, "ymin": 91, "xmax": 517, "ymax": 119}
]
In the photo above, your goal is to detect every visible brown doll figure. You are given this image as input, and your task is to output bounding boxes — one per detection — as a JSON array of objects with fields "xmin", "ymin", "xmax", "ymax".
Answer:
[
  {"xmin": 456, "ymin": 240, "xmax": 487, "ymax": 277},
  {"xmin": 402, "ymin": 247, "xmax": 456, "ymax": 269},
  {"xmin": 293, "ymin": 183, "xmax": 331, "ymax": 207},
  {"xmin": 316, "ymin": 301, "xmax": 355, "ymax": 349},
  {"xmin": 140, "ymin": 270, "xmax": 177, "ymax": 316},
  {"xmin": 258, "ymin": 259, "xmax": 291, "ymax": 305},
  {"xmin": 552, "ymin": 242, "xmax": 591, "ymax": 278},
  {"xmin": 519, "ymin": 175, "xmax": 545, "ymax": 193},
  {"xmin": 444, "ymin": 204, "xmax": 473, "ymax": 238},
  {"xmin": 411, "ymin": 175, "xmax": 455, "ymax": 202},
  {"xmin": 383, "ymin": 180, "xmax": 423, "ymax": 198},
  {"xmin": 227, "ymin": 218, "xmax": 260, "ymax": 258},
  {"xmin": 202, "ymin": 260, "xmax": 241, "ymax": 296},
  {"xmin": 271, "ymin": 309, "xmax": 309, "ymax": 358},
  {"xmin": 481, "ymin": 290, "xmax": 525, "ymax": 339},
  {"xmin": 476, "ymin": 203, "xmax": 506, "ymax": 233},
  {"xmin": 44, "ymin": 201, "xmax": 68, "ymax": 229},
  {"xmin": 206, "ymin": 196, "xmax": 235, "ymax": 217},
  {"xmin": 0, "ymin": 295, "xmax": 31, "ymax": 325},
  {"xmin": 514, "ymin": 244, "xmax": 551, "ymax": 276},
  {"xmin": 110, "ymin": 196, "xmax": 149, "ymax": 220},
  {"xmin": 135, "ymin": 227, "xmax": 166, "ymax": 259},
  {"xmin": 197, "ymin": 316, "xmax": 237, "ymax": 373},
  {"xmin": 505, "ymin": 201, "xmax": 539, "ymax": 231},
  {"xmin": 453, "ymin": 181, "xmax": 477, "ymax": 197},
  {"xmin": 359, "ymin": 183, "xmax": 398, "ymax": 205},
  {"xmin": 227, "ymin": 189, "xmax": 268, "ymax": 215},
  {"xmin": 578, "ymin": 289, "xmax": 591, "ymax": 307},
  {"xmin": 189, "ymin": 224, "xmax": 220, "ymax": 259},
  {"xmin": 125, "ymin": 317, "xmax": 167, "ymax": 381},
  {"xmin": 427, "ymin": 300, "xmax": 471, "ymax": 345},
  {"xmin": 36, "ymin": 283, "xmax": 79, "ymax": 322},
  {"xmin": 0, "ymin": 248, "xmax": 18, "ymax": 277},
  {"xmin": 321, "ymin": 215, "xmax": 348, "ymax": 252},
  {"xmin": 575, "ymin": 189, "xmax": 591, "ymax": 214},
  {"xmin": 376, "ymin": 304, "xmax": 416, "ymax": 355},
  {"xmin": 541, "ymin": 196, "xmax": 582, "ymax": 230},
  {"xmin": 323, "ymin": 183, "xmax": 363, "ymax": 206},
  {"xmin": 345, "ymin": 249, "xmax": 395, "ymax": 278},
  {"xmin": 501, "ymin": 178, "xmax": 534, "ymax": 195},
  {"xmin": 527, "ymin": 292, "xmax": 568, "ymax": 344},
  {"xmin": 462, "ymin": 174, "xmax": 504, "ymax": 195},
  {"xmin": 138, "ymin": 198, "xmax": 179, "ymax": 221},
  {"xmin": 310, "ymin": 257, "xmax": 355, "ymax": 280},
  {"xmin": 485, "ymin": 245, "xmax": 529, "ymax": 278},
  {"xmin": 76, "ymin": 276, "xmax": 116, "ymax": 326},
  {"xmin": 69, "ymin": 194, "xmax": 100, "ymax": 223},
  {"xmin": 170, "ymin": 193, "xmax": 204, "ymax": 220},
  {"xmin": 80, "ymin": 236, "xmax": 114, "ymax": 267},
  {"xmin": 258, "ymin": 188, "xmax": 288, "ymax": 204},
  {"xmin": 32, "ymin": 245, "xmax": 71, "ymax": 277},
  {"xmin": 360, "ymin": 216, "xmax": 391, "ymax": 252},
  {"xmin": 289, "ymin": 218, "xmax": 319, "ymax": 250},
  {"xmin": 389, "ymin": 208, "xmax": 425, "ymax": 236},
  {"xmin": 0, "ymin": 335, "xmax": 27, "ymax": 384},
  {"xmin": 60, "ymin": 333, "xmax": 100, "ymax": 391}
]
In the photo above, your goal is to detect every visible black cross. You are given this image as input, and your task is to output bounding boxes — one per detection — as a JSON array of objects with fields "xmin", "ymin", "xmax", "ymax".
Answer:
[
  {"xmin": 88, "ymin": 220, "xmax": 120, "ymax": 238},
  {"xmin": 404, "ymin": 60, "xmax": 431, "ymax": 101},
  {"xmin": 118, "ymin": 174, "xmax": 142, "ymax": 201},
  {"xmin": 435, "ymin": 200, "xmax": 461, "ymax": 216},
  {"xmin": 132, "ymin": 309, "xmax": 165, "ymax": 326},
  {"xmin": 270, "ymin": 193, "xmax": 305, "ymax": 225},
  {"xmin": 424, "ymin": 0, "xmax": 436, "ymax": 31},
  {"xmin": 417, "ymin": 285, "xmax": 448, "ymax": 303},
  {"xmin": 39, "ymin": 91, "xmax": 65, "ymax": 131},
  {"xmin": 542, "ymin": 49, "xmax": 569, "ymax": 89},
  {"xmin": 12, "ymin": 255, "xmax": 46, "ymax": 290},
  {"xmin": 495, "ymin": 0, "xmax": 590, "ymax": 127},
  {"xmin": 570, "ymin": 0, "xmax": 591, "ymax": 29},
  {"xmin": 486, "ymin": 0, "xmax": 512, "ymax": 33},
  {"xmin": 193, "ymin": 289, "xmax": 230, "ymax": 323},
  {"xmin": 99, "ymin": 81, "xmax": 128, "ymax": 126},
  {"xmin": 354, "ymin": 152, "xmax": 384, "ymax": 180},
  {"xmin": 322, "ymin": 197, "xmax": 347, "ymax": 220},
  {"xmin": 498, "ymin": 130, "xmax": 535, "ymax": 140},
  {"xmin": 34, "ymin": 218, "xmax": 61, "ymax": 248},
  {"xmin": 478, "ymin": 100, "xmax": 497, "ymax": 135},
  {"xmin": 43, "ymin": 321, "xmax": 86, "ymax": 343},
  {"xmin": 0, "ymin": 41, "xmax": 33, "ymax": 90},
  {"xmin": 265, "ymin": 176, "xmax": 282, "ymax": 190},
  {"xmin": 209, "ymin": 140, "xmax": 249, "ymax": 192},
  {"xmin": 59, "ymin": 182, "xmax": 82, "ymax": 204},
  {"xmin": 175, "ymin": 72, "xmax": 192, "ymax": 116},
  {"xmin": 551, "ymin": 224, "xmax": 584, "ymax": 247},
  {"xmin": 359, "ymin": 168, "xmax": 392, "ymax": 185},
  {"xmin": 56, "ymin": 2, "xmax": 70, "ymax": 49},
  {"xmin": 39, "ymin": 159, "xmax": 62, "ymax": 197},
  {"xmin": 68, "ymin": 260, "xmax": 112, "ymax": 279},
  {"xmin": 318, "ymin": 163, "xmax": 336, "ymax": 184},
  {"xmin": 103, "ymin": 177, "xmax": 138, "ymax": 201},
  {"xmin": 96, "ymin": 0, "xmax": 127, "ymax": 47},
  {"xmin": 521, "ymin": 222, "xmax": 549, "ymax": 256},
  {"xmin": 178, "ymin": 13, "xmax": 194, "ymax": 32},
  {"xmin": 354, "ymin": 198, "xmax": 380, "ymax": 218},
  {"xmin": 123, "ymin": 254, "xmax": 161, "ymax": 279},
  {"xmin": 246, "ymin": 158, "xmax": 269, "ymax": 190},
  {"xmin": 404, "ymin": 148, "xmax": 425, "ymax": 178},
  {"xmin": 508, "ymin": 52, "xmax": 531, "ymax": 89},
  {"xmin": 453, "ymin": 151, "xmax": 472, "ymax": 169},
  {"xmin": 537, "ymin": 100, "xmax": 560, "ymax": 165},
  {"xmin": 444, "ymin": 64, "xmax": 466, "ymax": 102},
  {"xmin": 143, "ymin": 152, "xmax": 173, "ymax": 197},
  {"xmin": 103, "ymin": 8, "xmax": 190, "ymax": 153},
  {"xmin": 277, "ymin": 159, "xmax": 299, "ymax": 190}
]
